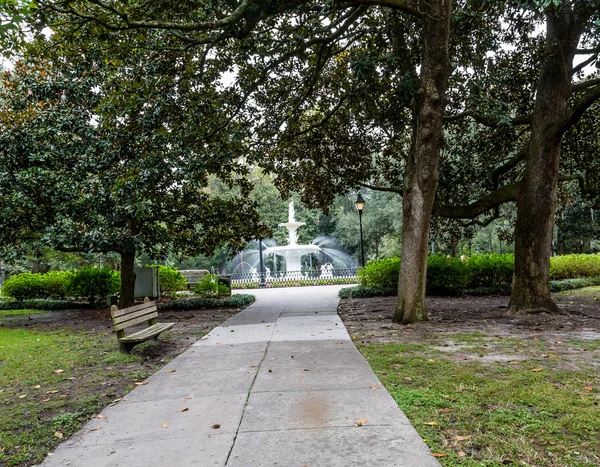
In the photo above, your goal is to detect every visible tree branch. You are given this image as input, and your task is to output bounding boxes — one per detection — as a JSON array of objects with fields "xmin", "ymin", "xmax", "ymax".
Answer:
[
  {"xmin": 351, "ymin": 0, "xmax": 420, "ymax": 16},
  {"xmin": 433, "ymin": 183, "xmax": 519, "ymax": 219},
  {"xmin": 491, "ymin": 142, "xmax": 528, "ymax": 188},
  {"xmin": 557, "ymin": 83, "xmax": 600, "ymax": 135},
  {"xmin": 444, "ymin": 110, "xmax": 531, "ymax": 127},
  {"xmin": 572, "ymin": 77, "xmax": 600, "ymax": 92},
  {"xmin": 358, "ymin": 182, "xmax": 403, "ymax": 195}
]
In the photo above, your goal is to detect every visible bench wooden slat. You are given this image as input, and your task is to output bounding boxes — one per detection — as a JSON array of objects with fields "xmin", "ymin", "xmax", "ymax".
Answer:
[
  {"xmin": 111, "ymin": 301, "xmax": 156, "ymax": 319},
  {"xmin": 112, "ymin": 306, "xmax": 157, "ymax": 325},
  {"xmin": 113, "ymin": 311, "xmax": 158, "ymax": 332},
  {"xmin": 120, "ymin": 323, "xmax": 174, "ymax": 343}
]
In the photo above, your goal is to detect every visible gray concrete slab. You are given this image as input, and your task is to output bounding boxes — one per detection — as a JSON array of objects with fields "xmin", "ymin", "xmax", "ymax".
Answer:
[
  {"xmin": 41, "ymin": 285, "xmax": 439, "ymax": 467},
  {"xmin": 227, "ymin": 426, "xmax": 441, "ymax": 467},
  {"xmin": 43, "ymin": 433, "xmax": 234, "ymax": 467},
  {"xmin": 252, "ymin": 362, "xmax": 381, "ymax": 392},
  {"xmin": 63, "ymin": 393, "xmax": 246, "ymax": 447},
  {"xmin": 240, "ymin": 389, "xmax": 412, "ymax": 431},
  {"xmin": 124, "ymin": 368, "xmax": 256, "ymax": 402}
]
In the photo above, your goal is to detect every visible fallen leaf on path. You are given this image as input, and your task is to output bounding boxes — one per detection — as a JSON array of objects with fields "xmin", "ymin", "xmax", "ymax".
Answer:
[
  {"xmin": 89, "ymin": 427, "xmax": 101, "ymax": 431},
  {"xmin": 166, "ymin": 370, "xmax": 176, "ymax": 373},
  {"xmin": 431, "ymin": 453, "xmax": 447, "ymax": 458},
  {"xmin": 531, "ymin": 368, "xmax": 543, "ymax": 372},
  {"xmin": 211, "ymin": 424, "xmax": 220, "ymax": 429},
  {"xmin": 355, "ymin": 418, "xmax": 368, "ymax": 427},
  {"xmin": 134, "ymin": 381, "xmax": 148, "ymax": 386},
  {"xmin": 270, "ymin": 358, "xmax": 277, "ymax": 361},
  {"xmin": 178, "ymin": 408, "xmax": 189, "ymax": 413},
  {"xmin": 369, "ymin": 386, "xmax": 380, "ymax": 390},
  {"xmin": 96, "ymin": 415, "xmax": 107, "ymax": 419},
  {"xmin": 300, "ymin": 368, "xmax": 309, "ymax": 372},
  {"xmin": 424, "ymin": 421, "xmax": 438, "ymax": 426},
  {"xmin": 250, "ymin": 365, "xmax": 258, "ymax": 368},
  {"xmin": 161, "ymin": 422, "xmax": 170, "ymax": 429}
]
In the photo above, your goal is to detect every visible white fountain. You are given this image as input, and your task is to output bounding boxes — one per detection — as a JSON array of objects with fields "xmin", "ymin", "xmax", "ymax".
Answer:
[{"xmin": 262, "ymin": 201, "xmax": 321, "ymax": 275}]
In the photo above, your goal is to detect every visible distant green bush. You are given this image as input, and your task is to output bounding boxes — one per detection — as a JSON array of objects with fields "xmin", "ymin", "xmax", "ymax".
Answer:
[
  {"xmin": 64, "ymin": 267, "xmax": 120, "ymax": 304},
  {"xmin": 358, "ymin": 257, "xmax": 400, "ymax": 291},
  {"xmin": 426, "ymin": 254, "xmax": 470, "ymax": 294},
  {"xmin": 159, "ymin": 294, "xmax": 255, "ymax": 311},
  {"xmin": 158, "ymin": 266, "xmax": 188, "ymax": 298},
  {"xmin": 549, "ymin": 276, "xmax": 600, "ymax": 292},
  {"xmin": 465, "ymin": 254, "xmax": 514, "ymax": 287},
  {"xmin": 549, "ymin": 254, "xmax": 600, "ymax": 280},
  {"xmin": 357, "ymin": 254, "xmax": 600, "ymax": 296},
  {"xmin": 194, "ymin": 274, "xmax": 229, "ymax": 298},
  {"xmin": 2, "ymin": 272, "xmax": 70, "ymax": 301},
  {"xmin": 339, "ymin": 285, "xmax": 395, "ymax": 299}
]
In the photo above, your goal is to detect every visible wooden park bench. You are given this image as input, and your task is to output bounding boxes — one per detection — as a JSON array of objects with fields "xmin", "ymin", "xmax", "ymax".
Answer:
[{"xmin": 110, "ymin": 300, "xmax": 174, "ymax": 353}]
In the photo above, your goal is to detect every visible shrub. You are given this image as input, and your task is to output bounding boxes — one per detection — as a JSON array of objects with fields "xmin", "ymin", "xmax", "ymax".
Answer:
[
  {"xmin": 549, "ymin": 254, "xmax": 600, "ymax": 280},
  {"xmin": 64, "ymin": 267, "xmax": 120, "ymax": 303},
  {"xmin": 2, "ymin": 273, "xmax": 45, "ymax": 300},
  {"xmin": 426, "ymin": 254, "xmax": 470, "ymax": 294},
  {"xmin": 1, "ymin": 271, "xmax": 70, "ymax": 301},
  {"xmin": 549, "ymin": 276, "xmax": 600, "ymax": 292},
  {"xmin": 338, "ymin": 285, "xmax": 395, "ymax": 299},
  {"xmin": 159, "ymin": 294, "xmax": 255, "ymax": 311},
  {"xmin": 158, "ymin": 266, "xmax": 188, "ymax": 298},
  {"xmin": 194, "ymin": 274, "xmax": 229, "ymax": 298},
  {"xmin": 358, "ymin": 257, "xmax": 400, "ymax": 291},
  {"xmin": 465, "ymin": 254, "xmax": 514, "ymax": 287}
]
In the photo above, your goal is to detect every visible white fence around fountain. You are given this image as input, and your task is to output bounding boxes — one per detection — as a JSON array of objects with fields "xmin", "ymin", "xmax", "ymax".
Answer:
[{"xmin": 229, "ymin": 264, "xmax": 359, "ymax": 289}]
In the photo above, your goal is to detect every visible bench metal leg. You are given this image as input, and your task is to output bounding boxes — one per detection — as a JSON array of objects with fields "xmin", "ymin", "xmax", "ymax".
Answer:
[{"xmin": 119, "ymin": 341, "xmax": 135, "ymax": 353}]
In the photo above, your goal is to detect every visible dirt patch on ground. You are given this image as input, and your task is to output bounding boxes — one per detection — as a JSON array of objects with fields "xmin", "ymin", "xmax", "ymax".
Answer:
[
  {"xmin": 338, "ymin": 292, "xmax": 600, "ymax": 370},
  {"xmin": 0, "ymin": 304, "xmax": 241, "ymax": 361}
]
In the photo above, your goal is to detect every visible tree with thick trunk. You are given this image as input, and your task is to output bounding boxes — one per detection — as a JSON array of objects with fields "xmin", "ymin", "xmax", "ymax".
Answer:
[
  {"xmin": 119, "ymin": 250, "xmax": 136, "ymax": 308},
  {"xmin": 395, "ymin": 0, "xmax": 452, "ymax": 323},
  {"xmin": 509, "ymin": 4, "xmax": 591, "ymax": 315}
]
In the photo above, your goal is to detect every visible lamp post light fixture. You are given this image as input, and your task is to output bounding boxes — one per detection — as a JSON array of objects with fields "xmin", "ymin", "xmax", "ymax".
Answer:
[{"xmin": 354, "ymin": 193, "xmax": 366, "ymax": 267}]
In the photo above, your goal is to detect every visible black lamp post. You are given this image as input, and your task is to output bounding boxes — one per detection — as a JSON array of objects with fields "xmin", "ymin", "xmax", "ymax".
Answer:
[
  {"xmin": 258, "ymin": 239, "xmax": 266, "ymax": 288},
  {"xmin": 355, "ymin": 193, "xmax": 366, "ymax": 267}
]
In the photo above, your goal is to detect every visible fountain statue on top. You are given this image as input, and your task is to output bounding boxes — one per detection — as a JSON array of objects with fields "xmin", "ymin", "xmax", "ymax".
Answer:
[{"xmin": 279, "ymin": 201, "xmax": 304, "ymax": 246}]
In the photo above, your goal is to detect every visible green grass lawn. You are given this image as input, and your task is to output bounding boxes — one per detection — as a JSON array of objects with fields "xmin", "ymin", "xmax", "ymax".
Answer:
[
  {"xmin": 0, "ymin": 327, "xmax": 146, "ymax": 466},
  {"xmin": 360, "ymin": 341, "xmax": 600, "ymax": 466}
]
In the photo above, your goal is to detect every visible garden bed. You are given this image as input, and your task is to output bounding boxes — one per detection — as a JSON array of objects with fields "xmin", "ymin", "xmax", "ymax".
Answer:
[{"xmin": 338, "ymin": 288, "xmax": 600, "ymax": 466}]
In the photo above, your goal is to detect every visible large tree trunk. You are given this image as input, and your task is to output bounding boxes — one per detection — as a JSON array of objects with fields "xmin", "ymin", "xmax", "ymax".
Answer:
[
  {"xmin": 394, "ymin": 0, "xmax": 452, "ymax": 324},
  {"xmin": 119, "ymin": 250, "xmax": 136, "ymax": 308},
  {"xmin": 508, "ymin": 8, "xmax": 586, "ymax": 315}
]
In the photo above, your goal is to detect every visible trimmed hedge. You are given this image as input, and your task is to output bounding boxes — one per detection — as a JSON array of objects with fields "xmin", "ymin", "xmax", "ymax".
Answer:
[
  {"xmin": 339, "ymin": 285, "xmax": 395, "ymax": 299},
  {"xmin": 0, "ymin": 299, "xmax": 96, "ymax": 311},
  {"xmin": 1, "ymin": 272, "xmax": 71, "ymax": 301},
  {"xmin": 64, "ymin": 267, "xmax": 120, "ymax": 303},
  {"xmin": 2, "ymin": 267, "xmax": 120, "ymax": 303},
  {"xmin": 549, "ymin": 254, "xmax": 600, "ymax": 280},
  {"xmin": 158, "ymin": 294, "xmax": 255, "ymax": 311},
  {"xmin": 357, "ymin": 253, "xmax": 600, "ymax": 296}
]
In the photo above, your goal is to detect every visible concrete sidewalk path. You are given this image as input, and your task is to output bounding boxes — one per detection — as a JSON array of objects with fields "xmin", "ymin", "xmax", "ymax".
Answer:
[{"xmin": 42, "ymin": 286, "xmax": 440, "ymax": 467}]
